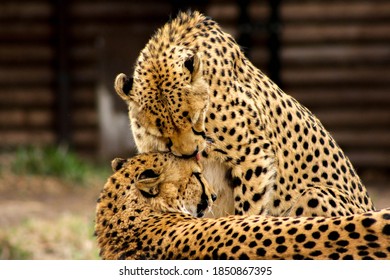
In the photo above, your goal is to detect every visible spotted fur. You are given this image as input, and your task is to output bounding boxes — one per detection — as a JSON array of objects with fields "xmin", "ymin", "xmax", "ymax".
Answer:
[
  {"xmin": 114, "ymin": 11, "xmax": 375, "ymax": 217},
  {"xmin": 95, "ymin": 154, "xmax": 390, "ymax": 260}
]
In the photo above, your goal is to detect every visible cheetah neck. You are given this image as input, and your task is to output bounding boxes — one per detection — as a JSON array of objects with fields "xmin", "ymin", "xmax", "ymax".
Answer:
[{"xmin": 95, "ymin": 183, "xmax": 155, "ymax": 259}]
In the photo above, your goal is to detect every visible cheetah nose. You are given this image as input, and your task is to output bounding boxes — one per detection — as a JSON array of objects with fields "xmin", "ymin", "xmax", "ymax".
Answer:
[{"xmin": 211, "ymin": 194, "xmax": 217, "ymax": 202}]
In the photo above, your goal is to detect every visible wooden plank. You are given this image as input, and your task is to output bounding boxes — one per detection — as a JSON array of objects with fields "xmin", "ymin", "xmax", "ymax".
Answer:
[
  {"xmin": 0, "ymin": 44, "xmax": 53, "ymax": 64},
  {"xmin": 247, "ymin": 47, "xmax": 269, "ymax": 68},
  {"xmin": 314, "ymin": 109, "xmax": 390, "ymax": 129},
  {"xmin": 0, "ymin": 88, "xmax": 54, "ymax": 107},
  {"xmin": 345, "ymin": 151, "xmax": 390, "ymax": 169},
  {"xmin": 0, "ymin": 109, "xmax": 53, "ymax": 128},
  {"xmin": 282, "ymin": 44, "xmax": 390, "ymax": 66},
  {"xmin": 282, "ymin": 1, "xmax": 390, "ymax": 22},
  {"xmin": 72, "ymin": 109, "xmax": 98, "ymax": 128},
  {"xmin": 71, "ymin": 67, "xmax": 98, "ymax": 85},
  {"xmin": 71, "ymin": 2, "xmax": 170, "ymax": 21},
  {"xmin": 207, "ymin": 3, "xmax": 240, "ymax": 22},
  {"xmin": 70, "ymin": 23, "xmax": 161, "ymax": 46},
  {"xmin": 282, "ymin": 24, "xmax": 390, "ymax": 44},
  {"xmin": 0, "ymin": 23, "xmax": 52, "ymax": 42},
  {"xmin": 71, "ymin": 88, "xmax": 97, "ymax": 105},
  {"xmin": 290, "ymin": 88, "xmax": 390, "ymax": 108},
  {"xmin": 72, "ymin": 129, "xmax": 99, "ymax": 150},
  {"xmin": 0, "ymin": 131, "xmax": 55, "ymax": 147},
  {"xmin": 332, "ymin": 130, "xmax": 390, "ymax": 150},
  {"xmin": 0, "ymin": 1, "xmax": 51, "ymax": 20},
  {"xmin": 0, "ymin": 66, "xmax": 53, "ymax": 85},
  {"xmin": 248, "ymin": 2, "xmax": 269, "ymax": 20},
  {"xmin": 70, "ymin": 45, "xmax": 97, "ymax": 64},
  {"xmin": 282, "ymin": 66, "xmax": 390, "ymax": 86},
  {"xmin": 208, "ymin": 0, "xmax": 268, "ymax": 22}
]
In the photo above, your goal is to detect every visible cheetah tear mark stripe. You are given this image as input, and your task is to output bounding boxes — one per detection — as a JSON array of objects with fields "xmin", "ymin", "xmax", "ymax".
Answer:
[
  {"xmin": 193, "ymin": 172, "xmax": 209, "ymax": 217},
  {"xmin": 192, "ymin": 127, "xmax": 215, "ymax": 144}
]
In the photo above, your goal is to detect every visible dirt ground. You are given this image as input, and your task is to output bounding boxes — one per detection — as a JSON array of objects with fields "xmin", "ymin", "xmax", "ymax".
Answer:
[
  {"xmin": 0, "ymin": 153, "xmax": 105, "ymax": 259},
  {"xmin": 0, "ymin": 172, "xmax": 104, "ymax": 259},
  {"xmin": 0, "ymin": 173, "xmax": 102, "ymax": 228},
  {"xmin": 0, "ymin": 154, "xmax": 389, "ymax": 259}
]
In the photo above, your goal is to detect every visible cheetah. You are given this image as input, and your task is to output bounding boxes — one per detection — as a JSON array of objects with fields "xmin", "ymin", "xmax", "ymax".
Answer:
[
  {"xmin": 114, "ymin": 11, "xmax": 375, "ymax": 217},
  {"xmin": 95, "ymin": 153, "xmax": 390, "ymax": 260}
]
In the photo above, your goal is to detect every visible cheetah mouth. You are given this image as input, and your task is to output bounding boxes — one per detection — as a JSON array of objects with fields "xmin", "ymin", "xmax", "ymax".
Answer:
[{"xmin": 178, "ymin": 147, "xmax": 199, "ymax": 159}]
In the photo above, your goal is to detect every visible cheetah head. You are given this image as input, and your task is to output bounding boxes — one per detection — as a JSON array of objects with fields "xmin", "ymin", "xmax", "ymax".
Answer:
[
  {"xmin": 107, "ymin": 153, "xmax": 216, "ymax": 217},
  {"xmin": 115, "ymin": 47, "xmax": 210, "ymax": 158}
]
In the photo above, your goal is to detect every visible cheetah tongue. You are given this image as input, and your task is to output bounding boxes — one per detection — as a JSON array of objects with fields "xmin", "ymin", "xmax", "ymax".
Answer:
[{"xmin": 196, "ymin": 153, "xmax": 201, "ymax": 161}]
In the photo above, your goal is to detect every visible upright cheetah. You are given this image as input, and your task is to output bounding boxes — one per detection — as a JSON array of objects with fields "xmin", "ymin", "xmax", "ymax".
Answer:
[{"xmin": 114, "ymin": 11, "xmax": 375, "ymax": 217}]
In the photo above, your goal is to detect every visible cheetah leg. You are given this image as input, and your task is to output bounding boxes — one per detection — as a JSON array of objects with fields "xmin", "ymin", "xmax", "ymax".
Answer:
[{"xmin": 283, "ymin": 185, "xmax": 366, "ymax": 217}]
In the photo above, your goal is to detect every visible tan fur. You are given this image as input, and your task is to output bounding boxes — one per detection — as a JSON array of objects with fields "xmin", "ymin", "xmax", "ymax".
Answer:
[
  {"xmin": 95, "ymin": 153, "xmax": 390, "ymax": 260},
  {"xmin": 114, "ymin": 11, "xmax": 375, "ymax": 217}
]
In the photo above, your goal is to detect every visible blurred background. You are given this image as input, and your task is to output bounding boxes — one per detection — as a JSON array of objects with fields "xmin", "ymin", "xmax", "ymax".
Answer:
[{"xmin": 0, "ymin": 0, "xmax": 389, "ymax": 259}]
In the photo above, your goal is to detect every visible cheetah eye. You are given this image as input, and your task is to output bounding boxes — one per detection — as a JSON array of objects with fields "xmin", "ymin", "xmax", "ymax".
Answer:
[{"xmin": 138, "ymin": 169, "xmax": 159, "ymax": 180}]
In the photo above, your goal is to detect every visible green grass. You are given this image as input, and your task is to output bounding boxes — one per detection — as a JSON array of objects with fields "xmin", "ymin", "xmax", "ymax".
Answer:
[
  {"xmin": 0, "ymin": 239, "xmax": 32, "ymax": 260},
  {"xmin": 0, "ymin": 215, "xmax": 99, "ymax": 260},
  {"xmin": 1, "ymin": 146, "xmax": 108, "ymax": 259},
  {"xmin": 11, "ymin": 145, "xmax": 108, "ymax": 184}
]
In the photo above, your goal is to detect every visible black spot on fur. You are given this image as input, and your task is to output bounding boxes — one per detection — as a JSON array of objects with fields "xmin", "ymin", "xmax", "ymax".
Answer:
[
  {"xmin": 303, "ymin": 241, "xmax": 316, "ymax": 249},
  {"xmin": 256, "ymin": 248, "xmax": 266, "ymax": 257},
  {"xmin": 361, "ymin": 218, "xmax": 376, "ymax": 228},
  {"xmin": 308, "ymin": 198, "xmax": 319, "ymax": 208},
  {"xmin": 276, "ymin": 245, "xmax": 287, "ymax": 253},
  {"xmin": 328, "ymin": 231, "xmax": 340, "ymax": 241},
  {"xmin": 364, "ymin": 234, "xmax": 378, "ymax": 242},
  {"xmin": 383, "ymin": 213, "xmax": 390, "ymax": 220},
  {"xmin": 287, "ymin": 228, "xmax": 298, "ymax": 235},
  {"xmin": 295, "ymin": 207, "xmax": 304, "ymax": 216},
  {"xmin": 382, "ymin": 224, "xmax": 390, "ymax": 235},
  {"xmin": 245, "ymin": 169, "xmax": 253, "ymax": 181},
  {"xmin": 344, "ymin": 223, "xmax": 355, "ymax": 232}
]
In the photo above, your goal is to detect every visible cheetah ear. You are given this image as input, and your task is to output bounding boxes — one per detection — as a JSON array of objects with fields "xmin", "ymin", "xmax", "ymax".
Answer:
[
  {"xmin": 111, "ymin": 158, "xmax": 127, "ymax": 172},
  {"xmin": 184, "ymin": 53, "xmax": 202, "ymax": 82},
  {"xmin": 114, "ymin": 73, "xmax": 133, "ymax": 101}
]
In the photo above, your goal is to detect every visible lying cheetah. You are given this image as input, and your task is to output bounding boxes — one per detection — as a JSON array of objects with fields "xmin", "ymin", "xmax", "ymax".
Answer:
[
  {"xmin": 95, "ymin": 153, "xmax": 390, "ymax": 260},
  {"xmin": 114, "ymin": 11, "xmax": 375, "ymax": 217}
]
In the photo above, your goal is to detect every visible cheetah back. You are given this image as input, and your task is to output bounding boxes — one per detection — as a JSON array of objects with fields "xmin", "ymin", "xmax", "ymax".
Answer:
[{"xmin": 115, "ymin": 11, "xmax": 375, "ymax": 217}]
